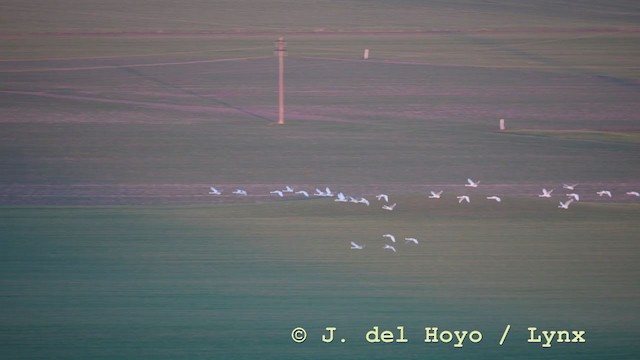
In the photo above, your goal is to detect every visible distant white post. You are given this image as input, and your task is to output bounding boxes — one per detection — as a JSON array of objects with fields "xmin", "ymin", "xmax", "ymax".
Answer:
[
  {"xmin": 500, "ymin": 118, "xmax": 506, "ymax": 131},
  {"xmin": 363, "ymin": 48, "xmax": 369, "ymax": 60},
  {"xmin": 274, "ymin": 37, "xmax": 287, "ymax": 125}
]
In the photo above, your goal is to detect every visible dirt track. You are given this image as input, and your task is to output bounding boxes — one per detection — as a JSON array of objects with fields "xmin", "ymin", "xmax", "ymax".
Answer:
[{"xmin": 2, "ymin": 27, "xmax": 640, "ymax": 39}]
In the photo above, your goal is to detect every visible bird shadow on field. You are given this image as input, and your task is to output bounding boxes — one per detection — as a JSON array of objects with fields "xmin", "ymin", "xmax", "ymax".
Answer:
[{"xmin": 120, "ymin": 66, "xmax": 275, "ymax": 123}]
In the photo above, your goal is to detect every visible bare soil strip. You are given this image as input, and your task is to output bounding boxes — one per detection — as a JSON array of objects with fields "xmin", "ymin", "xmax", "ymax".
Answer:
[{"xmin": 2, "ymin": 27, "xmax": 639, "ymax": 38}]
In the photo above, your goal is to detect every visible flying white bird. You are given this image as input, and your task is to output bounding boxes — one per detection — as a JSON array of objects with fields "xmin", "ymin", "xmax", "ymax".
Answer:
[
  {"xmin": 566, "ymin": 193, "xmax": 580, "ymax": 201},
  {"xmin": 486, "ymin": 196, "xmax": 501, "ymax": 202},
  {"xmin": 597, "ymin": 190, "xmax": 612, "ymax": 198},
  {"xmin": 457, "ymin": 195, "xmax": 470, "ymax": 204},
  {"xmin": 626, "ymin": 191, "xmax": 640, "ymax": 197},
  {"xmin": 208, "ymin": 186, "xmax": 222, "ymax": 195},
  {"xmin": 382, "ymin": 203, "xmax": 397, "ymax": 211},
  {"xmin": 404, "ymin": 237, "xmax": 419, "ymax": 245},
  {"xmin": 358, "ymin": 198, "xmax": 370, "ymax": 206},
  {"xmin": 382, "ymin": 234, "xmax": 396, "ymax": 243},
  {"xmin": 232, "ymin": 189, "xmax": 248, "ymax": 196},
  {"xmin": 350, "ymin": 241, "xmax": 364, "ymax": 250},
  {"xmin": 538, "ymin": 188, "xmax": 554, "ymax": 198},
  {"xmin": 383, "ymin": 244, "xmax": 396, "ymax": 253},
  {"xmin": 563, "ymin": 184, "xmax": 578, "ymax": 190},
  {"xmin": 283, "ymin": 185, "xmax": 294, "ymax": 193},
  {"xmin": 429, "ymin": 190, "xmax": 443, "ymax": 199},
  {"xmin": 465, "ymin": 178, "xmax": 480, "ymax": 188},
  {"xmin": 558, "ymin": 199, "xmax": 574, "ymax": 209},
  {"xmin": 314, "ymin": 187, "xmax": 334, "ymax": 197},
  {"xmin": 295, "ymin": 190, "xmax": 309, "ymax": 197},
  {"xmin": 376, "ymin": 194, "xmax": 389, "ymax": 202},
  {"xmin": 324, "ymin": 187, "xmax": 334, "ymax": 197},
  {"xmin": 270, "ymin": 190, "xmax": 284, "ymax": 197},
  {"xmin": 334, "ymin": 192, "xmax": 348, "ymax": 202},
  {"xmin": 349, "ymin": 196, "xmax": 359, "ymax": 203}
]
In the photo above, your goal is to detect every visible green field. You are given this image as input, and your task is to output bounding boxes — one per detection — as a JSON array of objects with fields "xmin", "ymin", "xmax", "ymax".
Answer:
[
  {"xmin": 2, "ymin": 200, "xmax": 639, "ymax": 359},
  {"xmin": 1, "ymin": 1, "xmax": 639, "ymax": 359}
]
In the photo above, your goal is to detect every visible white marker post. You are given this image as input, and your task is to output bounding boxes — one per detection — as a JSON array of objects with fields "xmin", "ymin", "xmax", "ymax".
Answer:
[
  {"xmin": 363, "ymin": 48, "xmax": 369, "ymax": 60},
  {"xmin": 500, "ymin": 118, "xmax": 506, "ymax": 131}
]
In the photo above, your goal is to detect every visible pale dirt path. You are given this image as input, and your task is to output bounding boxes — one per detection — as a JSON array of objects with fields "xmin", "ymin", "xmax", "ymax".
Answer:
[{"xmin": 2, "ymin": 27, "xmax": 638, "ymax": 39}]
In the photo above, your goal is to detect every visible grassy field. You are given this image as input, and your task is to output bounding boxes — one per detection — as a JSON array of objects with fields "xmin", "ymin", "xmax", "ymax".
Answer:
[
  {"xmin": 2, "ymin": 54, "xmax": 639, "ymax": 186},
  {"xmin": 2, "ymin": 1, "xmax": 639, "ymax": 34},
  {"xmin": 1, "ymin": 199, "xmax": 639, "ymax": 359},
  {"xmin": 1, "ymin": 1, "xmax": 639, "ymax": 359}
]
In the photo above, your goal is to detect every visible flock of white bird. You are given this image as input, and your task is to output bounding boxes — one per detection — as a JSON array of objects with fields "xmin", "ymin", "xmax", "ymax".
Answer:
[
  {"xmin": 351, "ymin": 233, "xmax": 420, "ymax": 253},
  {"xmin": 537, "ymin": 183, "xmax": 639, "ymax": 209},
  {"xmin": 209, "ymin": 179, "xmax": 639, "ymax": 253}
]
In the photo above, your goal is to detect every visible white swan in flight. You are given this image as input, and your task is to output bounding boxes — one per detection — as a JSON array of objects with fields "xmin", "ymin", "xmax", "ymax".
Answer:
[
  {"xmin": 334, "ymin": 192, "xmax": 348, "ymax": 202},
  {"xmin": 314, "ymin": 187, "xmax": 334, "ymax": 197},
  {"xmin": 465, "ymin": 178, "xmax": 480, "ymax": 188},
  {"xmin": 283, "ymin": 185, "xmax": 294, "ymax": 193},
  {"xmin": 457, "ymin": 195, "xmax": 470, "ymax": 203},
  {"xmin": 232, "ymin": 189, "xmax": 248, "ymax": 196},
  {"xmin": 270, "ymin": 190, "xmax": 284, "ymax": 197},
  {"xmin": 626, "ymin": 191, "xmax": 640, "ymax": 197},
  {"xmin": 208, "ymin": 186, "xmax": 222, "ymax": 195},
  {"xmin": 376, "ymin": 194, "xmax": 389, "ymax": 202},
  {"xmin": 563, "ymin": 184, "xmax": 578, "ymax": 190},
  {"xmin": 486, "ymin": 196, "xmax": 501, "ymax": 202},
  {"xmin": 382, "ymin": 203, "xmax": 396, "ymax": 211},
  {"xmin": 538, "ymin": 188, "xmax": 554, "ymax": 198},
  {"xmin": 404, "ymin": 237, "xmax": 419, "ymax": 245},
  {"xmin": 382, "ymin": 234, "xmax": 396, "ymax": 243},
  {"xmin": 350, "ymin": 241, "xmax": 364, "ymax": 250},
  {"xmin": 429, "ymin": 190, "xmax": 443, "ymax": 199},
  {"xmin": 358, "ymin": 198, "xmax": 370, "ymax": 206},
  {"xmin": 295, "ymin": 190, "xmax": 309, "ymax": 197},
  {"xmin": 383, "ymin": 244, "xmax": 396, "ymax": 253},
  {"xmin": 566, "ymin": 193, "xmax": 580, "ymax": 201},
  {"xmin": 596, "ymin": 190, "xmax": 612, "ymax": 198},
  {"xmin": 558, "ymin": 199, "xmax": 574, "ymax": 209}
]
